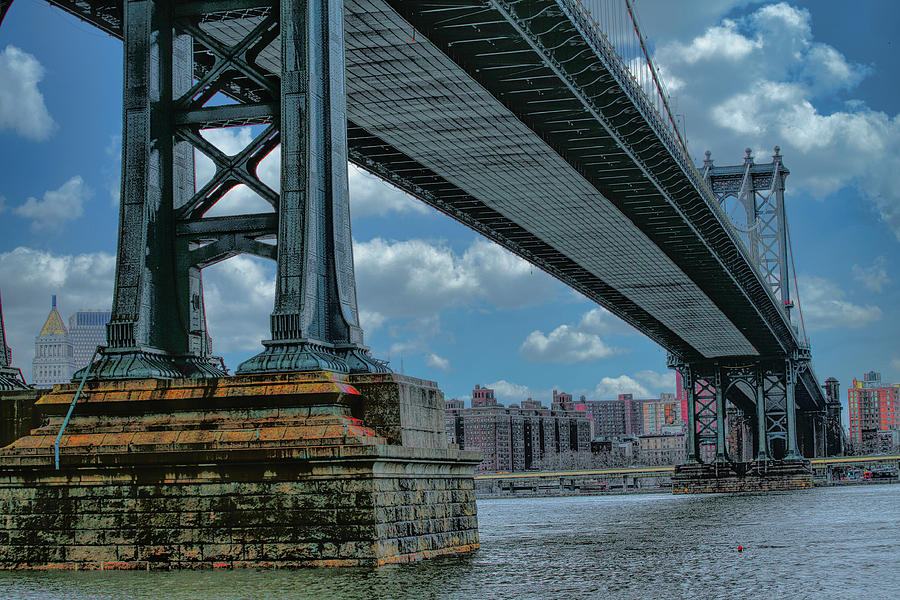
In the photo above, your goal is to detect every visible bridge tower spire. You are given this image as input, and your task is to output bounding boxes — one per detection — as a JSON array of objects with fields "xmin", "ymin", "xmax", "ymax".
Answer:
[
  {"xmin": 0, "ymin": 289, "xmax": 29, "ymax": 390},
  {"xmin": 87, "ymin": 0, "xmax": 386, "ymax": 380}
]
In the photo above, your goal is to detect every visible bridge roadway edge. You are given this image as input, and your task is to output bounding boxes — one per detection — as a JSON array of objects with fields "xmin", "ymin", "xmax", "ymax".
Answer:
[{"xmin": 0, "ymin": 374, "xmax": 480, "ymax": 569}]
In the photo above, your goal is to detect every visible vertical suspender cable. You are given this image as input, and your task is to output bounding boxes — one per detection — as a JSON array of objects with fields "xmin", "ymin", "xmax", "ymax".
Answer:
[{"xmin": 623, "ymin": 0, "xmax": 688, "ymax": 154}]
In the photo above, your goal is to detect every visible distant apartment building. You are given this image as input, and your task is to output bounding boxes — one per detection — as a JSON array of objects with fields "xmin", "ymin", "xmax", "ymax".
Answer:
[
  {"xmin": 638, "ymin": 432, "xmax": 687, "ymax": 465},
  {"xmin": 551, "ymin": 390, "xmax": 574, "ymax": 411},
  {"xmin": 68, "ymin": 309, "xmax": 110, "ymax": 370},
  {"xmin": 583, "ymin": 399, "xmax": 626, "ymax": 437},
  {"xmin": 676, "ymin": 370, "xmax": 688, "ymax": 424},
  {"xmin": 32, "ymin": 296, "xmax": 76, "ymax": 389},
  {"xmin": 848, "ymin": 371, "xmax": 898, "ymax": 443},
  {"xmin": 472, "ymin": 384, "xmax": 498, "ymax": 407},
  {"xmin": 444, "ymin": 398, "xmax": 465, "ymax": 446},
  {"xmin": 642, "ymin": 393, "xmax": 680, "ymax": 434},
  {"xmin": 622, "ymin": 394, "xmax": 644, "ymax": 436},
  {"xmin": 446, "ymin": 385, "xmax": 592, "ymax": 472}
]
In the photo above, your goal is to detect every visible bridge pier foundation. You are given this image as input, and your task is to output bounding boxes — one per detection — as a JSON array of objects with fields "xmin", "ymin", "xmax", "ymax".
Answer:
[
  {"xmin": 0, "ymin": 374, "xmax": 480, "ymax": 569},
  {"xmin": 672, "ymin": 355, "xmax": 814, "ymax": 493},
  {"xmin": 672, "ymin": 459, "xmax": 812, "ymax": 494}
]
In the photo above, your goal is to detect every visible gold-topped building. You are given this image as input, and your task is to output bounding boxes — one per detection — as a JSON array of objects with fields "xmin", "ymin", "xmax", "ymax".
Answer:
[{"xmin": 32, "ymin": 296, "xmax": 75, "ymax": 389}]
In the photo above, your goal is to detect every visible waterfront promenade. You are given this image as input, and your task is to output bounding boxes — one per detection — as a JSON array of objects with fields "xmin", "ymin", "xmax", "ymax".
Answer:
[{"xmin": 474, "ymin": 455, "xmax": 900, "ymax": 497}]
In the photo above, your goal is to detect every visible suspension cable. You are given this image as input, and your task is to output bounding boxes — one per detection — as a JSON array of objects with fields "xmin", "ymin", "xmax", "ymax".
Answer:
[{"xmin": 785, "ymin": 214, "xmax": 808, "ymax": 344}]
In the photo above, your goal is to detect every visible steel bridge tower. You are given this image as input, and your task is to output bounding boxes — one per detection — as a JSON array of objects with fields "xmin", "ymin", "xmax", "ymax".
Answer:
[
  {"xmin": 670, "ymin": 147, "xmax": 827, "ymax": 467},
  {"xmin": 80, "ymin": 0, "xmax": 387, "ymax": 380}
]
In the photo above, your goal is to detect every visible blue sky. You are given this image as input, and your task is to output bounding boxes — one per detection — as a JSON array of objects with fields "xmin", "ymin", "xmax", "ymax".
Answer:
[{"xmin": 1, "ymin": 0, "xmax": 898, "ymax": 417}]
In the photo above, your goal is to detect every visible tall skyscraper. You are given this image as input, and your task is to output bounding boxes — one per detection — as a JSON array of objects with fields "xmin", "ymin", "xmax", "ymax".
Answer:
[
  {"xmin": 32, "ymin": 296, "xmax": 75, "ymax": 389},
  {"xmin": 68, "ymin": 310, "xmax": 111, "ymax": 370},
  {"xmin": 847, "ymin": 371, "xmax": 898, "ymax": 444}
]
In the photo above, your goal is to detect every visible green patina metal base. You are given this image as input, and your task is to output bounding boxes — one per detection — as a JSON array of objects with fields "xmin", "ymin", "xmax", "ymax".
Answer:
[
  {"xmin": 73, "ymin": 348, "xmax": 227, "ymax": 381},
  {"xmin": 237, "ymin": 341, "xmax": 390, "ymax": 376}
]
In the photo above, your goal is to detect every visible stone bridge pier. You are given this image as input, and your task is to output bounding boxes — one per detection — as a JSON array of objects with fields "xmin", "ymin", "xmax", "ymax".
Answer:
[{"xmin": 669, "ymin": 355, "xmax": 818, "ymax": 493}]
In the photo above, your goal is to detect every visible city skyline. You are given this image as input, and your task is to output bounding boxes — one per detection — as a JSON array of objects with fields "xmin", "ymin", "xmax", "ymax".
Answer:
[{"xmin": 1, "ymin": 1, "xmax": 898, "ymax": 410}]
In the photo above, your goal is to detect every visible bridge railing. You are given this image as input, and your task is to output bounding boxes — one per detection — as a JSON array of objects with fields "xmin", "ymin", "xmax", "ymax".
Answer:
[{"xmin": 559, "ymin": 0, "xmax": 796, "ymax": 336}]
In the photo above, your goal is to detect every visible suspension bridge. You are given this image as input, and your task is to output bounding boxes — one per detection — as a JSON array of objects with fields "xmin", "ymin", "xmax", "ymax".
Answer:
[{"xmin": 0, "ymin": 0, "xmax": 843, "ymax": 568}]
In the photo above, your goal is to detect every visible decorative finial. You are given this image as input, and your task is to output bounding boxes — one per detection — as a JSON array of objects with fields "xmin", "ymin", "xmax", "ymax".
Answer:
[
  {"xmin": 744, "ymin": 147, "xmax": 753, "ymax": 164},
  {"xmin": 774, "ymin": 145, "xmax": 781, "ymax": 155},
  {"xmin": 705, "ymin": 150, "xmax": 711, "ymax": 159}
]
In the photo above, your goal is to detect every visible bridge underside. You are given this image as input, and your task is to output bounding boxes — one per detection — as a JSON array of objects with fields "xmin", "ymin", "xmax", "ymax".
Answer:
[{"xmin": 2, "ymin": 0, "xmax": 826, "ymax": 410}]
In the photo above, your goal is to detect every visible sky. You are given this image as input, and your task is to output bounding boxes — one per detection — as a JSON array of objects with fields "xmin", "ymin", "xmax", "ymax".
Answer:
[{"xmin": 0, "ymin": 0, "xmax": 898, "ymax": 417}]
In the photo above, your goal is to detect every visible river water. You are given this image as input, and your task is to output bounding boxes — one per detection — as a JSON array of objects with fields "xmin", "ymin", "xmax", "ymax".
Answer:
[{"xmin": 1, "ymin": 484, "xmax": 897, "ymax": 599}]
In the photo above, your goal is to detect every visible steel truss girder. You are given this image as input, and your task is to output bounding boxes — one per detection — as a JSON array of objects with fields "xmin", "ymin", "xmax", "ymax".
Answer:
[
  {"xmin": 704, "ymin": 151, "xmax": 791, "ymax": 315},
  {"xmin": 674, "ymin": 354, "xmax": 808, "ymax": 463}
]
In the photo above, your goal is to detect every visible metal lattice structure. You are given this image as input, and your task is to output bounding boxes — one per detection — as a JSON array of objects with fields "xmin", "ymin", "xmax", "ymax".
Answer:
[
  {"xmin": 0, "ymin": 290, "xmax": 30, "ymax": 391},
  {"xmin": 703, "ymin": 147, "xmax": 798, "ymax": 332},
  {"xmin": 0, "ymin": 0, "xmax": 832, "ymax": 457},
  {"xmin": 69, "ymin": 0, "xmax": 387, "ymax": 378}
]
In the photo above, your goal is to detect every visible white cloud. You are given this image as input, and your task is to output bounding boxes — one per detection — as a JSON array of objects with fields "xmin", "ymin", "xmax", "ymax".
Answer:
[
  {"xmin": 201, "ymin": 256, "xmax": 275, "ymax": 354},
  {"xmin": 591, "ymin": 376, "xmax": 651, "ymax": 400},
  {"xmin": 486, "ymin": 379, "xmax": 538, "ymax": 404},
  {"xmin": 519, "ymin": 325, "xmax": 620, "ymax": 364},
  {"xmin": 652, "ymin": 3, "xmax": 900, "ymax": 240},
  {"xmin": 0, "ymin": 248, "xmax": 115, "ymax": 380},
  {"xmin": 359, "ymin": 309, "xmax": 386, "ymax": 333},
  {"xmin": 664, "ymin": 19, "xmax": 762, "ymax": 64},
  {"xmin": 634, "ymin": 369, "xmax": 677, "ymax": 393},
  {"xmin": 0, "ymin": 195, "xmax": 7, "ymax": 212},
  {"xmin": 577, "ymin": 307, "xmax": 636, "ymax": 335},
  {"xmin": 797, "ymin": 275, "xmax": 882, "ymax": 332},
  {"xmin": 349, "ymin": 164, "xmax": 430, "ymax": 217},
  {"xmin": 0, "ymin": 45, "xmax": 55, "ymax": 141},
  {"xmin": 633, "ymin": 0, "xmax": 763, "ymax": 45},
  {"xmin": 851, "ymin": 256, "xmax": 890, "ymax": 293},
  {"xmin": 354, "ymin": 237, "xmax": 560, "ymax": 318},
  {"xmin": 518, "ymin": 308, "xmax": 626, "ymax": 364},
  {"xmin": 13, "ymin": 176, "xmax": 89, "ymax": 232},
  {"xmin": 425, "ymin": 353, "xmax": 451, "ymax": 371}
]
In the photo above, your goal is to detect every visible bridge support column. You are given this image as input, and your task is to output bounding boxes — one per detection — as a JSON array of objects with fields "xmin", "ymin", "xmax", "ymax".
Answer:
[
  {"xmin": 81, "ymin": 0, "xmax": 226, "ymax": 380},
  {"xmin": 784, "ymin": 360, "xmax": 801, "ymax": 459},
  {"xmin": 680, "ymin": 365, "xmax": 699, "ymax": 463},
  {"xmin": 755, "ymin": 368, "xmax": 769, "ymax": 461},
  {"xmin": 714, "ymin": 367, "xmax": 728, "ymax": 463},
  {"xmin": 82, "ymin": 0, "xmax": 386, "ymax": 380},
  {"xmin": 237, "ymin": 0, "xmax": 385, "ymax": 375}
]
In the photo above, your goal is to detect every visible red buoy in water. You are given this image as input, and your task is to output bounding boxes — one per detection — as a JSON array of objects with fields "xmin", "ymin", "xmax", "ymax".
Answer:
[{"xmin": 738, "ymin": 546, "xmax": 743, "ymax": 552}]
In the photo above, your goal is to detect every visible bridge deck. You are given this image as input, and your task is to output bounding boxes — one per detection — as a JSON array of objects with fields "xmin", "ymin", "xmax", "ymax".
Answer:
[{"xmin": 4, "ymin": 0, "xmax": 825, "ymax": 407}]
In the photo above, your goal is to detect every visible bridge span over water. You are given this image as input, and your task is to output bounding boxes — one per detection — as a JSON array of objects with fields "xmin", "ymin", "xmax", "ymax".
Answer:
[{"xmin": 0, "ymin": 0, "xmax": 839, "ymax": 465}]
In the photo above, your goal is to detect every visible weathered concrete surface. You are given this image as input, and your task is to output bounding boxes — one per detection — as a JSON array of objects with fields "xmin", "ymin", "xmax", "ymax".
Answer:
[
  {"xmin": 672, "ymin": 460, "xmax": 812, "ymax": 494},
  {"xmin": 349, "ymin": 373, "xmax": 447, "ymax": 449},
  {"xmin": 0, "ymin": 372, "xmax": 480, "ymax": 569},
  {"xmin": 0, "ymin": 389, "xmax": 42, "ymax": 448}
]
